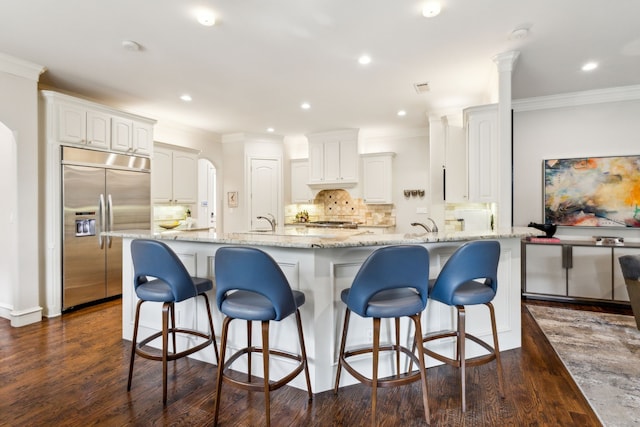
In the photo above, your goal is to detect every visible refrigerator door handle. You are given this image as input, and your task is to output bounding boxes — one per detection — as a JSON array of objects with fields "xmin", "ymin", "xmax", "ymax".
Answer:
[
  {"xmin": 98, "ymin": 194, "xmax": 105, "ymax": 249},
  {"xmin": 107, "ymin": 194, "xmax": 113, "ymax": 248}
]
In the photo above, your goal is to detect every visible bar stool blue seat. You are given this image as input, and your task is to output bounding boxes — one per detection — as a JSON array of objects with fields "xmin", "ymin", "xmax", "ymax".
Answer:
[
  {"xmin": 127, "ymin": 239, "xmax": 219, "ymax": 405},
  {"xmin": 213, "ymin": 246, "xmax": 312, "ymax": 427},
  {"xmin": 334, "ymin": 245, "xmax": 431, "ymax": 425},
  {"xmin": 418, "ymin": 240, "xmax": 504, "ymax": 412}
]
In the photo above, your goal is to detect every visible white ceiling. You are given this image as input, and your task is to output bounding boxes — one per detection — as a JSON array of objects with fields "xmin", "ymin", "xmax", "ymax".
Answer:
[{"xmin": 1, "ymin": 0, "xmax": 639, "ymax": 137}]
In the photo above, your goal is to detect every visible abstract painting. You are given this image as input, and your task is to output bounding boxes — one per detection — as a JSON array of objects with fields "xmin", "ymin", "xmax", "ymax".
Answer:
[{"xmin": 544, "ymin": 155, "xmax": 640, "ymax": 227}]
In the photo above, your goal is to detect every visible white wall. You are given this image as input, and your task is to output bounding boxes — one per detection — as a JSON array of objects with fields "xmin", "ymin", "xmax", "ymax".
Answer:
[{"xmin": 513, "ymin": 93, "xmax": 640, "ymax": 240}]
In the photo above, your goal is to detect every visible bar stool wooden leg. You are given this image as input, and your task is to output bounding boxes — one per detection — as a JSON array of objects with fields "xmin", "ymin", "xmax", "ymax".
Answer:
[
  {"xmin": 395, "ymin": 317, "xmax": 401, "ymax": 375},
  {"xmin": 487, "ymin": 302, "xmax": 505, "ymax": 398},
  {"xmin": 371, "ymin": 317, "xmax": 381, "ymax": 427},
  {"xmin": 201, "ymin": 292, "xmax": 219, "ymax": 362},
  {"xmin": 334, "ymin": 309, "xmax": 351, "ymax": 394},
  {"xmin": 411, "ymin": 313, "xmax": 430, "ymax": 423},
  {"xmin": 295, "ymin": 309, "xmax": 313, "ymax": 401},
  {"xmin": 247, "ymin": 320, "xmax": 252, "ymax": 382},
  {"xmin": 458, "ymin": 306, "xmax": 466, "ymax": 412},
  {"xmin": 162, "ymin": 302, "xmax": 170, "ymax": 405},
  {"xmin": 127, "ymin": 299, "xmax": 143, "ymax": 391},
  {"xmin": 213, "ymin": 316, "xmax": 231, "ymax": 426},
  {"xmin": 262, "ymin": 321, "xmax": 271, "ymax": 427}
]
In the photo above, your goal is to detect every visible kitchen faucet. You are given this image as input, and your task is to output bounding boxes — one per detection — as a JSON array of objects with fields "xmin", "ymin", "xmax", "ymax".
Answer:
[
  {"xmin": 411, "ymin": 218, "xmax": 438, "ymax": 233},
  {"xmin": 411, "ymin": 222, "xmax": 431, "ymax": 233},
  {"xmin": 426, "ymin": 217, "xmax": 439, "ymax": 233},
  {"xmin": 257, "ymin": 214, "xmax": 276, "ymax": 231}
]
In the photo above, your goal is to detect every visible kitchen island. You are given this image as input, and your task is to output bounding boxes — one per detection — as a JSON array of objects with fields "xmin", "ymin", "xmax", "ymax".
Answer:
[{"xmin": 116, "ymin": 227, "xmax": 535, "ymax": 393}]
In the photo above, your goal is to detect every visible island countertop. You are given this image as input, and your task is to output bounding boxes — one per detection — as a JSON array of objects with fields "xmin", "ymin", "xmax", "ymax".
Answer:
[{"xmin": 110, "ymin": 226, "xmax": 536, "ymax": 249}]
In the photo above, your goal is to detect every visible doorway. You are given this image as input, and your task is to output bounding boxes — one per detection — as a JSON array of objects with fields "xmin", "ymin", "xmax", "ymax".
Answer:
[{"xmin": 249, "ymin": 158, "xmax": 280, "ymax": 231}]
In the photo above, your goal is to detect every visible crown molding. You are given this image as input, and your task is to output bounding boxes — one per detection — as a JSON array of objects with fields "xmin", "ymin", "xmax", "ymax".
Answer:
[
  {"xmin": 0, "ymin": 52, "xmax": 45, "ymax": 81},
  {"xmin": 513, "ymin": 85, "xmax": 640, "ymax": 112}
]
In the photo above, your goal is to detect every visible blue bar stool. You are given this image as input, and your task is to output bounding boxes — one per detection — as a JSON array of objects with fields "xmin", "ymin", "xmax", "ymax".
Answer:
[
  {"xmin": 418, "ymin": 240, "xmax": 504, "ymax": 412},
  {"xmin": 127, "ymin": 239, "xmax": 219, "ymax": 405},
  {"xmin": 213, "ymin": 246, "xmax": 312, "ymax": 427},
  {"xmin": 334, "ymin": 245, "xmax": 431, "ymax": 425}
]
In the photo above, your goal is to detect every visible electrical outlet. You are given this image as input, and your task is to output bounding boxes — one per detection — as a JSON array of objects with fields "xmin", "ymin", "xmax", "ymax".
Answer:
[
  {"xmin": 366, "ymin": 328, "xmax": 373, "ymax": 342},
  {"xmin": 416, "ymin": 207, "xmax": 429, "ymax": 214}
]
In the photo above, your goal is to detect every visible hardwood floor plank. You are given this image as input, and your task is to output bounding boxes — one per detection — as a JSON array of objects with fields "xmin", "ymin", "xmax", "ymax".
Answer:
[{"xmin": 0, "ymin": 298, "xmax": 616, "ymax": 426}]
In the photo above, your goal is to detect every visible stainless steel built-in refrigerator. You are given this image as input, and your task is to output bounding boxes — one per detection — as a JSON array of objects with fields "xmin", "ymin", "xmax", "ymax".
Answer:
[{"xmin": 62, "ymin": 146, "xmax": 151, "ymax": 310}]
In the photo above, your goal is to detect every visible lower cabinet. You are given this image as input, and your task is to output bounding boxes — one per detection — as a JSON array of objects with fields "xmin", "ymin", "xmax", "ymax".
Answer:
[{"xmin": 522, "ymin": 240, "xmax": 637, "ymax": 304}]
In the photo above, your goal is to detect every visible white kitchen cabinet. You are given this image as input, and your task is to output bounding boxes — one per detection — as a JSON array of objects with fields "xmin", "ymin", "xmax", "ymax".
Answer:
[
  {"xmin": 57, "ymin": 102, "xmax": 110, "ymax": 149},
  {"xmin": 290, "ymin": 159, "xmax": 314, "ymax": 203},
  {"xmin": 523, "ymin": 240, "xmax": 638, "ymax": 303},
  {"xmin": 464, "ymin": 104, "xmax": 498, "ymax": 203},
  {"xmin": 153, "ymin": 145, "xmax": 198, "ymax": 204},
  {"xmin": 44, "ymin": 91, "xmax": 154, "ymax": 156},
  {"xmin": 111, "ymin": 118, "xmax": 153, "ymax": 156},
  {"xmin": 361, "ymin": 152, "xmax": 394, "ymax": 204},
  {"xmin": 307, "ymin": 129, "xmax": 359, "ymax": 187},
  {"xmin": 444, "ymin": 125, "xmax": 467, "ymax": 202}
]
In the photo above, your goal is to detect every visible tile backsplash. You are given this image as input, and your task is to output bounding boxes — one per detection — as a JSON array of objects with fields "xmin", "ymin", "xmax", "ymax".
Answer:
[{"xmin": 285, "ymin": 189, "xmax": 395, "ymax": 226}]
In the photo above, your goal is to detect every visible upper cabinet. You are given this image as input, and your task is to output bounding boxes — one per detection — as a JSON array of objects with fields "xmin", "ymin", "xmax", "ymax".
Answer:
[
  {"xmin": 110, "ymin": 117, "xmax": 153, "ymax": 156},
  {"xmin": 152, "ymin": 144, "xmax": 198, "ymax": 204},
  {"xmin": 307, "ymin": 129, "xmax": 359, "ymax": 187},
  {"xmin": 464, "ymin": 104, "xmax": 498, "ymax": 203},
  {"xmin": 57, "ymin": 102, "xmax": 110, "ymax": 149},
  {"xmin": 362, "ymin": 152, "xmax": 395, "ymax": 204},
  {"xmin": 42, "ymin": 90, "xmax": 155, "ymax": 157},
  {"xmin": 290, "ymin": 159, "xmax": 314, "ymax": 203},
  {"xmin": 444, "ymin": 125, "xmax": 467, "ymax": 202}
]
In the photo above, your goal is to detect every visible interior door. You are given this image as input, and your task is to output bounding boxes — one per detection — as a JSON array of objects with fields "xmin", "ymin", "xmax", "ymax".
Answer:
[{"xmin": 250, "ymin": 158, "xmax": 280, "ymax": 230}]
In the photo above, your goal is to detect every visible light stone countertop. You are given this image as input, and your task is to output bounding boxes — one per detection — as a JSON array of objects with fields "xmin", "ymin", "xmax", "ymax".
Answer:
[{"xmin": 110, "ymin": 226, "xmax": 537, "ymax": 249}]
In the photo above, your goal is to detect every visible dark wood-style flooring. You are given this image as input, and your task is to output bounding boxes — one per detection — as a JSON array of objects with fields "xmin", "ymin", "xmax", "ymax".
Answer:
[{"xmin": 0, "ymin": 298, "xmax": 631, "ymax": 426}]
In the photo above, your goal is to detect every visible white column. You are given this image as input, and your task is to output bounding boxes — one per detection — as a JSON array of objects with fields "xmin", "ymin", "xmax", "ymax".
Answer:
[
  {"xmin": 0, "ymin": 53, "xmax": 45, "ymax": 326},
  {"xmin": 492, "ymin": 51, "xmax": 520, "ymax": 229}
]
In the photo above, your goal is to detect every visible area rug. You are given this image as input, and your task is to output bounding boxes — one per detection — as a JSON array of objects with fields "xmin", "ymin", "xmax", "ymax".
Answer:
[{"xmin": 527, "ymin": 305, "xmax": 640, "ymax": 427}]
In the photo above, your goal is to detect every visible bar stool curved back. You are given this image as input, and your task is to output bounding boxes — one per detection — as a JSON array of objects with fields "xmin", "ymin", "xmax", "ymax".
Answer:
[
  {"xmin": 213, "ymin": 246, "xmax": 312, "ymax": 427},
  {"xmin": 420, "ymin": 240, "xmax": 503, "ymax": 412},
  {"xmin": 127, "ymin": 239, "xmax": 219, "ymax": 405},
  {"xmin": 334, "ymin": 245, "xmax": 431, "ymax": 425}
]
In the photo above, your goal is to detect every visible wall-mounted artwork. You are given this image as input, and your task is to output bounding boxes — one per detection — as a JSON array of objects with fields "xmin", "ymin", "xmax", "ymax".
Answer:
[{"xmin": 544, "ymin": 155, "xmax": 640, "ymax": 227}]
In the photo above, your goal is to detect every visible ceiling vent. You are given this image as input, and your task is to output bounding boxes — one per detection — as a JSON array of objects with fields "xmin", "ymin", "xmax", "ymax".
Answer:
[{"xmin": 413, "ymin": 82, "xmax": 431, "ymax": 94}]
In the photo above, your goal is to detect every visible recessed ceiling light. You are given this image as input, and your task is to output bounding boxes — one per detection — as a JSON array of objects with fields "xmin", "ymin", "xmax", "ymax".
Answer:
[
  {"xmin": 422, "ymin": 1, "xmax": 441, "ymax": 18},
  {"xmin": 180, "ymin": 94, "xmax": 192, "ymax": 102},
  {"xmin": 397, "ymin": 110, "xmax": 407, "ymax": 117},
  {"xmin": 509, "ymin": 28, "xmax": 529, "ymax": 41},
  {"xmin": 301, "ymin": 102, "xmax": 311, "ymax": 110},
  {"xmin": 266, "ymin": 127, "xmax": 275, "ymax": 133},
  {"xmin": 358, "ymin": 55, "xmax": 372, "ymax": 65},
  {"xmin": 582, "ymin": 61, "xmax": 598, "ymax": 72},
  {"xmin": 121, "ymin": 40, "xmax": 141, "ymax": 51},
  {"xmin": 196, "ymin": 10, "xmax": 216, "ymax": 26}
]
